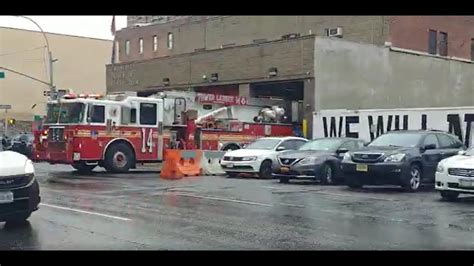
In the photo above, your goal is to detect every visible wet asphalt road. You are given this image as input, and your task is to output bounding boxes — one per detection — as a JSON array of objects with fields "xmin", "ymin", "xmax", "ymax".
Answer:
[{"xmin": 1, "ymin": 163, "xmax": 474, "ymax": 250}]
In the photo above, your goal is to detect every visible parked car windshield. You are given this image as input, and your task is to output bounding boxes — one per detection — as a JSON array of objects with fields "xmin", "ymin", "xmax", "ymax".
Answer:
[
  {"xmin": 369, "ymin": 133, "xmax": 423, "ymax": 148},
  {"xmin": 11, "ymin": 135, "xmax": 21, "ymax": 142},
  {"xmin": 13, "ymin": 134, "xmax": 33, "ymax": 143},
  {"xmin": 245, "ymin": 139, "xmax": 281, "ymax": 150},
  {"xmin": 299, "ymin": 139, "xmax": 343, "ymax": 151},
  {"xmin": 45, "ymin": 103, "xmax": 85, "ymax": 124}
]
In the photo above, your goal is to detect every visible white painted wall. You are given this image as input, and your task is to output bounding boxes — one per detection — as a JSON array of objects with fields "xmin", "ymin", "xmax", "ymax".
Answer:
[{"xmin": 313, "ymin": 107, "xmax": 474, "ymax": 147}]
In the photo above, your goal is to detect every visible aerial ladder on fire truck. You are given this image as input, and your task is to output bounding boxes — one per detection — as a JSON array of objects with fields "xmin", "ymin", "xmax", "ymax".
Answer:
[{"xmin": 33, "ymin": 90, "xmax": 302, "ymax": 173}]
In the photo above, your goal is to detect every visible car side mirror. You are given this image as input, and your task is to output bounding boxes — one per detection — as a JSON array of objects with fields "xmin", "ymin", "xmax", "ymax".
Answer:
[
  {"xmin": 422, "ymin": 144, "xmax": 436, "ymax": 151},
  {"xmin": 363, "ymin": 142, "xmax": 370, "ymax": 147},
  {"xmin": 276, "ymin": 146, "xmax": 286, "ymax": 152},
  {"xmin": 458, "ymin": 150, "xmax": 466, "ymax": 155},
  {"xmin": 336, "ymin": 148, "xmax": 349, "ymax": 154}
]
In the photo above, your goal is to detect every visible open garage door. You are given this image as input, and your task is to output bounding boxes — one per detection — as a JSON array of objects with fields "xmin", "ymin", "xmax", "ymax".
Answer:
[{"xmin": 250, "ymin": 80, "xmax": 304, "ymax": 123}]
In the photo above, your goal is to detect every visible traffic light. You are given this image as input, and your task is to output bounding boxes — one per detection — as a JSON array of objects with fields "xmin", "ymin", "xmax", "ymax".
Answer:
[{"xmin": 7, "ymin": 118, "xmax": 15, "ymax": 126}]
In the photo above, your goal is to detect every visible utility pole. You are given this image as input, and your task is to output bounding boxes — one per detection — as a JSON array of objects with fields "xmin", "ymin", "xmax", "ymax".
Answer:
[{"xmin": 16, "ymin": 16, "xmax": 58, "ymax": 100}]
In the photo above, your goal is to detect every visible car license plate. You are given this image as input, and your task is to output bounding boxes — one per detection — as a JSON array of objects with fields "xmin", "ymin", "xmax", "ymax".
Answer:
[
  {"xmin": 459, "ymin": 179, "xmax": 474, "ymax": 188},
  {"xmin": 356, "ymin": 164, "xmax": 368, "ymax": 172},
  {"xmin": 280, "ymin": 167, "xmax": 289, "ymax": 173},
  {"xmin": 0, "ymin": 191, "xmax": 14, "ymax": 204},
  {"xmin": 227, "ymin": 163, "xmax": 234, "ymax": 168}
]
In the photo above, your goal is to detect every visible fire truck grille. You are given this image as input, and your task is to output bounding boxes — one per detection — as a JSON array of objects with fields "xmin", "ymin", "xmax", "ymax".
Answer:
[
  {"xmin": 48, "ymin": 142, "xmax": 66, "ymax": 150},
  {"xmin": 48, "ymin": 128, "xmax": 65, "ymax": 142}
]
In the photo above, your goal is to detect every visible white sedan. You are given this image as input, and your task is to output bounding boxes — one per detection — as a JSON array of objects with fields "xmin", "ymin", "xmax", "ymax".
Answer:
[
  {"xmin": 220, "ymin": 137, "xmax": 307, "ymax": 178},
  {"xmin": 0, "ymin": 151, "xmax": 40, "ymax": 223},
  {"xmin": 435, "ymin": 148, "xmax": 474, "ymax": 201}
]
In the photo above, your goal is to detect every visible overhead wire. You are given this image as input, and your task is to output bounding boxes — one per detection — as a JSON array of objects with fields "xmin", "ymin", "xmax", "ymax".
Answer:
[{"xmin": 0, "ymin": 45, "xmax": 46, "ymax": 57}]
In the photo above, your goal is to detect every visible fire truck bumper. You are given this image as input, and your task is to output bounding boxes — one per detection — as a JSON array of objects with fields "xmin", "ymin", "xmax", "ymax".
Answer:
[{"xmin": 32, "ymin": 151, "xmax": 73, "ymax": 164}]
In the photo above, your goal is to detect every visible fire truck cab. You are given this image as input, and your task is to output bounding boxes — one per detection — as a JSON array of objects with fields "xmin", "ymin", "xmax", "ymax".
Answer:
[
  {"xmin": 34, "ymin": 92, "xmax": 166, "ymax": 173},
  {"xmin": 33, "ymin": 90, "xmax": 301, "ymax": 173}
]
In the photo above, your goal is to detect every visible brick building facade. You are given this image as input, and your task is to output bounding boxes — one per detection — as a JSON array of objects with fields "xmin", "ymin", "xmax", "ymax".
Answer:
[
  {"xmin": 107, "ymin": 36, "xmax": 315, "ymax": 93},
  {"xmin": 116, "ymin": 16, "xmax": 390, "ymax": 63},
  {"xmin": 388, "ymin": 16, "xmax": 474, "ymax": 60},
  {"xmin": 107, "ymin": 16, "xmax": 474, "ymax": 137},
  {"xmin": 126, "ymin": 16, "xmax": 194, "ymax": 27},
  {"xmin": 115, "ymin": 16, "xmax": 474, "ymax": 64}
]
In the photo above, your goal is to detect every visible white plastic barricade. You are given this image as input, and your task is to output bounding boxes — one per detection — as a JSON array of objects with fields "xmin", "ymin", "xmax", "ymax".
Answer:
[{"xmin": 200, "ymin": 150, "xmax": 226, "ymax": 176}]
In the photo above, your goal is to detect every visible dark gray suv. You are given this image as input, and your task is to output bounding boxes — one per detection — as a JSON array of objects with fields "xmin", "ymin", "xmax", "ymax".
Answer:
[{"xmin": 341, "ymin": 130, "xmax": 465, "ymax": 192}]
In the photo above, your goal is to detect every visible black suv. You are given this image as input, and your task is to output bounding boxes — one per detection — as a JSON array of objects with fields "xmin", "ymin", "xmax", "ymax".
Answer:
[
  {"xmin": 11, "ymin": 133, "xmax": 34, "ymax": 158},
  {"xmin": 341, "ymin": 130, "xmax": 465, "ymax": 192}
]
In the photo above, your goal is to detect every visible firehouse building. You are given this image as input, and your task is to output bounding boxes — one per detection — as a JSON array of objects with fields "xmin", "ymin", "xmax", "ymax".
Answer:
[{"xmin": 106, "ymin": 16, "xmax": 474, "ymax": 138}]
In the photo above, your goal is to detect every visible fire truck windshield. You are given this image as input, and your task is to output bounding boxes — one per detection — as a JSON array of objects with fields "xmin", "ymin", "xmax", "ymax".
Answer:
[{"xmin": 45, "ymin": 103, "xmax": 85, "ymax": 124}]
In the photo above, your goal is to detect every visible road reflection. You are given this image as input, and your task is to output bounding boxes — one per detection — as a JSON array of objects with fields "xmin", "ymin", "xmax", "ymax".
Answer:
[{"xmin": 0, "ymin": 221, "xmax": 41, "ymax": 250}]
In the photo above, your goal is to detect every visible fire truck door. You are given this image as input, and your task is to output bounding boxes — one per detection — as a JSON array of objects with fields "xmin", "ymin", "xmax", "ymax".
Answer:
[{"xmin": 157, "ymin": 101, "xmax": 164, "ymax": 161}]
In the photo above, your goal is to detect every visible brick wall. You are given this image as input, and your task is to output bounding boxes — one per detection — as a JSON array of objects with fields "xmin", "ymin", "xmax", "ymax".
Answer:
[
  {"xmin": 107, "ymin": 36, "xmax": 315, "ymax": 93},
  {"xmin": 389, "ymin": 16, "xmax": 474, "ymax": 60},
  {"xmin": 116, "ymin": 16, "xmax": 388, "ymax": 63}
]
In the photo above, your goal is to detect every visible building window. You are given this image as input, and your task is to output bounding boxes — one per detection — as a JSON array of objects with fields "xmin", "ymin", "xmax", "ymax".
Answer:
[
  {"xmin": 139, "ymin": 38, "xmax": 144, "ymax": 54},
  {"xmin": 167, "ymin": 32, "xmax": 173, "ymax": 49},
  {"xmin": 153, "ymin": 35, "xmax": 158, "ymax": 52},
  {"xmin": 125, "ymin": 40, "xmax": 130, "ymax": 55},
  {"xmin": 114, "ymin": 41, "xmax": 119, "ymax": 62},
  {"xmin": 428, "ymin": 30, "xmax": 437, "ymax": 55},
  {"xmin": 439, "ymin": 32, "xmax": 448, "ymax": 56},
  {"xmin": 471, "ymin": 39, "xmax": 474, "ymax": 61}
]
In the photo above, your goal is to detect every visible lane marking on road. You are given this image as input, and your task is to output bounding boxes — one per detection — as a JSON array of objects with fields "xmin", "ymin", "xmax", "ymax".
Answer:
[
  {"xmin": 279, "ymin": 203, "xmax": 305, "ymax": 208},
  {"xmin": 39, "ymin": 203, "xmax": 132, "ymax": 221},
  {"xmin": 261, "ymin": 186, "xmax": 280, "ymax": 190},
  {"xmin": 160, "ymin": 192, "xmax": 308, "ymax": 209},
  {"xmin": 161, "ymin": 192, "xmax": 274, "ymax": 207}
]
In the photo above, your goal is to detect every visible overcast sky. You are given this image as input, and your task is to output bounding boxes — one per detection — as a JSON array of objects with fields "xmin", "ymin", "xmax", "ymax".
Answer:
[{"xmin": 0, "ymin": 16, "xmax": 127, "ymax": 40}]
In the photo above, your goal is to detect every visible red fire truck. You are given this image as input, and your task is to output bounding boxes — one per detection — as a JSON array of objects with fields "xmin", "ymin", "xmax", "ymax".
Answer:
[{"xmin": 32, "ymin": 90, "xmax": 299, "ymax": 173}]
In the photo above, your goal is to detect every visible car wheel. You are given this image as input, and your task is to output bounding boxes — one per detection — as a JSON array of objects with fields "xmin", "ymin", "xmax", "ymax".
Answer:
[
  {"xmin": 279, "ymin": 177, "xmax": 290, "ymax": 184},
  {"xmin": 402, "ymin": 164, "xmax": 422, "ymax": 192},
  {"xmin": 5, "ymin": 212, "xmax": 31, "ymax": 224},
  {"xmin": 320, "ymin": 163, "xmax": 335, "ymax": 185},
  {"xmin": 259, "ymin": 160, "xmax": 273, "ymax": 179},
  {"xmin": 440, "ymin": 191, "xmax": 459, "ymax": 201},
  {"xmin": 346, "ymin": 176, "xmax": 363, "ymax": 189}
]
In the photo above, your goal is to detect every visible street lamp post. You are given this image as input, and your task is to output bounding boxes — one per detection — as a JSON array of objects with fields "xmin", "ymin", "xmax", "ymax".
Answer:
[{"xmin": 16, "ymin": 16, "xmax": 58, "ymax": 100}]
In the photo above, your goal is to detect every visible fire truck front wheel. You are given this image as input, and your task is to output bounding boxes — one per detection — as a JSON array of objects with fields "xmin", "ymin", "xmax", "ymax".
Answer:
[{"xmin": 104, "ymin": 142, "xmax": 135, "ymax": 173}]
